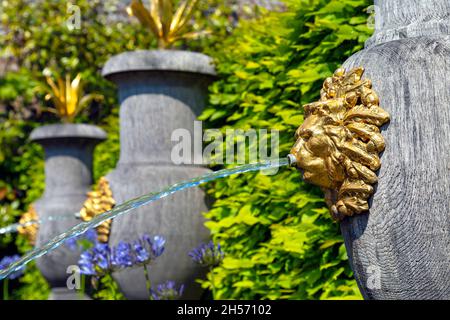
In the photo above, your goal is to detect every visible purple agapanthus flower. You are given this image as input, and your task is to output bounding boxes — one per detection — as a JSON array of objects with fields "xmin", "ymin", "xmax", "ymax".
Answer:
[
  {"xmin": 78, "ymin": 242, "xmax": 113, "ymax": 275},
  {"xmin": 112, "ymin": 241, "xmax": 134, "ymax": 268},
  {"xmin": 85, "ymin": 229, "xmax": 98, "ymax": 243},
  {"xmin": 65, "ymin": 229, "xmax": 98, "ymax": 251},
  {"xmin": 78, "ymin": 250, "xmax": 96, "ymax": 275},
  {"xmin": 133, "ymin": 240, "xmax": 150, "ymax": 263},
  {"xmin": 150, "ymin": 281, "xmax": 184, "ymax": 300},
  {"xmin": 94, "ymin": 243, "xmax": 112, "ymax": 270},
  {"xmin": 129, "ymin": 234, "xmax": 166, "ymax": 265},
  {"xmin": 149, "ymin": 235, "xmax": 166, "ymax": 258},
  {"xmin": 0, "ymin": 255, "xmax": 25, "ymax": 279},
  {"xmin": 78, "ymin": 234, "xmax": 166, "ymax": 275},
  {"xmin": 65, "ymin": 238, "xmax": 78, "ymax": 251},
  {"xmin": 189, "ymin": 241, "xmax": 224, "ymax": 267}
]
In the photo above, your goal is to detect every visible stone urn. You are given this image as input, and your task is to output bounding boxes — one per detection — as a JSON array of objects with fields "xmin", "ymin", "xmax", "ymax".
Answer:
[
  {"xmin": 30, "ymin": 124, "xmax": 107, "ymax": 300},
  {"xmin": 341, "ymin": 0, "xmax": 450, "ymax": 299},
  {"xmin": 102, "ymin": 50, "xmax": 216, "ymax": 299}
]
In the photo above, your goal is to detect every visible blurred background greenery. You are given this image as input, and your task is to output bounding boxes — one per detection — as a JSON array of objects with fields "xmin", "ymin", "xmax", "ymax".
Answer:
[{"xmin": 0, "ymin": 0, "xmax": 372, "ymax": 299}]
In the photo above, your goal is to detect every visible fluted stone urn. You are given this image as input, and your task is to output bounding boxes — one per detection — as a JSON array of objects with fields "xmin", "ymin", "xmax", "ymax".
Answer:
[
  {"xmin": 30, "ymin": 124, "xmax": 107, "ymax": 300},
  {"xmin": 102, "ymin": 50, "xmax": 215, "ymax": 299},
  {"xmin": 341, "ymin": 0, "xmax": 450, "ymax": 299}
]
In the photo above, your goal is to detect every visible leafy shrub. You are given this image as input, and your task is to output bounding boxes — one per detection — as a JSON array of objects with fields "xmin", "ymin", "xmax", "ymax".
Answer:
[{"xmin": 199, "ymin": 0, "xmax": 372, "ymax": 299}]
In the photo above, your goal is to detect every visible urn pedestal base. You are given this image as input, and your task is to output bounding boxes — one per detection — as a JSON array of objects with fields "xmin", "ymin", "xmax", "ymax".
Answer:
[{"xmin": 49, "ymin": 288, "xmax": 91, "ymax": 300}]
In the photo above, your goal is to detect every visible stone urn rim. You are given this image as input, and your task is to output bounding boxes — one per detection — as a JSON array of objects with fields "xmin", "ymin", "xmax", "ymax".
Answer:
[
  {"xmin": 30, "ymin": 123, "xmax": 107, "ymax": 143},
  {"xmin": 101, "ymin": 49, "xmax": 217, "ymax": 79}
]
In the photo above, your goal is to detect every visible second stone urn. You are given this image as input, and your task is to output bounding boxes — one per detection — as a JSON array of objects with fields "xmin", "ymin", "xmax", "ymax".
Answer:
[
  {"xmin": 102, "ymin": 50, "xmax": 216, "ymax": 299},
  {"xmin": 30, "ymin": 123, "xmax": 106, "ymax": 300}
]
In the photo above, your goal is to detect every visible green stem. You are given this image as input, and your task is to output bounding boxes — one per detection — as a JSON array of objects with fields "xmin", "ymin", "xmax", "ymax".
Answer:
[
  {"xmin": 78, "ymin": 274, "xmax": 86, "ymax": 299},
  {"xmin": 3, "ymin": 279, "xmax": 9, "ymax": 300},
  {"xmin": 143, "ymin": 265, "xmax": 152, "ymax": 300},
  {"xmin": 157, "ymin": 38, "xmax": 168, "ymax": 49},
  {"xmin": 210, "ymin": 267, "xmax": 216, "ymax": 300}
]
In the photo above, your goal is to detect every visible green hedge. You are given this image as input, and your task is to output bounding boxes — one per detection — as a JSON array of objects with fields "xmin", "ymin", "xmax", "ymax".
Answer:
[{"xmin": 199, "ymin": 0, "xmax": 372, "ymax": 299}]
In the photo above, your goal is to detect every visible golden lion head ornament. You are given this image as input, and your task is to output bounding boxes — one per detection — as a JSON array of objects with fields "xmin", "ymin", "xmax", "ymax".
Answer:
[
  {"xmin": 289, "ymin": 67, "xmax": 390, "ymax": 221},
  {"xmin": 79, "ymin": 177, "xmax": 115, "ymax": 243}
]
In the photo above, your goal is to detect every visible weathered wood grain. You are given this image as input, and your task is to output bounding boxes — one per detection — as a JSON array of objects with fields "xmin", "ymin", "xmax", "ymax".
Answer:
[{"xmin": 341, "ymin": 0, "xmax": 450, "ymax": 299}]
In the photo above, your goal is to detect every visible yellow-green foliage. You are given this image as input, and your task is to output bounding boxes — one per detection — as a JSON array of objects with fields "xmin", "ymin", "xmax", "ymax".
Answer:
[{"xmin": 199, "ymin": 0, "xmax": 373, "ymax": 299}]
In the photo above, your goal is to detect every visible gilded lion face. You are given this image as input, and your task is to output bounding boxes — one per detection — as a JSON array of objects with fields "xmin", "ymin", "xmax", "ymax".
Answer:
[
  {"xmin": 291, "ymin": 111, "xmax": 339, "ymax": 189},
  {"xmin": 290, "ymin": 67, "xmax": 390, "ymax": 220}
]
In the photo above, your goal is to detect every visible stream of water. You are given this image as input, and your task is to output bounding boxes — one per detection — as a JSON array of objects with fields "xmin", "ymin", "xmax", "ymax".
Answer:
[
  {"xmin": 0, "ymin": 158, "xmax": 289, "ymax": 280},
  {"xmin": 0, "ymin": 214, "xmax": 77, "ymax": 236}
]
